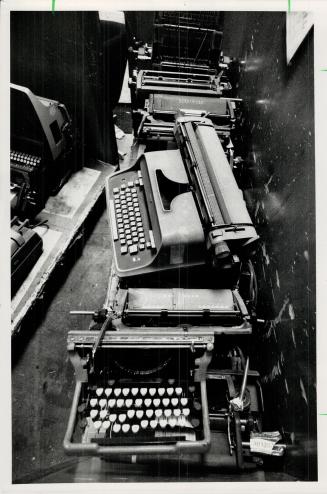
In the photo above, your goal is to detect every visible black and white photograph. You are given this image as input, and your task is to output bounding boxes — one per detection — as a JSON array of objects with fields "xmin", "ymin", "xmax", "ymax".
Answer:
[{"xmin": 1, "ymin": 0, "xmax": 326, "ymax": 490}]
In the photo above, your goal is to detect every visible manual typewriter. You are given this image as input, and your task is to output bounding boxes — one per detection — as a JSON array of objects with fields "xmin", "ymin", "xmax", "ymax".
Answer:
[
  {"xmin": 10, "ymin": 83, "xmax": 73, "ymax": 218},
  {"xmin": 106, "ymin": 116, "xmax": 258, "ymax": 279},
  {"xmin": 64, "ymin": 281, "xmax": 285, "ymax": 466}
]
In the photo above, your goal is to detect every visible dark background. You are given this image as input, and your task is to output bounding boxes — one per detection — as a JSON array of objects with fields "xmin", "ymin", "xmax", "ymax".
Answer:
[
  {"xmin": 11, "ymin": 11, "xmax": 127, "ymax": 166},
  {"xmin": 11, "ymin": 11, "xmax": 316, "ymax": 482}
]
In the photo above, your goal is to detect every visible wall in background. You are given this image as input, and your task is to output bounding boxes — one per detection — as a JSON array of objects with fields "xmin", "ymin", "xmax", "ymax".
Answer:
[{"xmin": 223, "ymin": 11, "xmax": 316, "ymax": 479}]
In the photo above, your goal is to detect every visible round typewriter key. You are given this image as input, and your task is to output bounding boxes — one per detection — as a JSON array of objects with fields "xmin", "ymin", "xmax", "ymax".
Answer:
[
  {"xmin": 168, "ymin": 417, "xmax": 177, "ymax": 428},
  {"xmin": 146, "ymin": 409, "xmax": 154, "ymax": 418},
  {"xmin": 193, "ymin": 401, "xmax": 202, "ymax": 411},
  {"xmin": 149, "ymin": 388, "xmax": 156, "ymax": 397},
  {"xmin": 162, "ymin": 398, "xmax": 170, "ymax": 407},
  {"xmin": 109, "ymin": 414, "xmax": 117, "ymax": 423},
  {"xmin": 100, "ymin": 409, "xmax": 107, "ymax": 420},
  {"xmin": 191, "ymin": 418, "xmax": 200, "ymax": 428},
  {"xmin": 113, "ymin": 423, "xmax": 121, "ymax": 433},
  {"xmin": 141, "ymin": 420, "xmax": 148, "ymax": 429},
  {"xmin": 122, "ymin": 388, "xmax": 130, "ymax": 397},
  {"xmin": 167, "ymin": 388, "xmax": 174, "ymax": 396},
  {"xmin": 153, "ymin": 399, "xmax": 160, "ymax": 407},
  {"xmin": 189, "ymin": 386, "xmax": 196, "ymax": 393},
  {"xmin": 116, "ymin": 399, "xmax": 124, "ymax": 408},
  {"xmin": 150, "ymin": 420, "xmax": 158, "ymax": 429},
  {"xmin": 168, "ymin": 379, "xmax": 175, "ymax": 385},
  {"xmin": 159, "ymin": 418, "xmax": 167, "ymax": 428},
  {"xmin": 108, "ymin": 380, "xmax": 115, "ymax": 386},
  {"xmin": 78, "ymin": 403, "xmax": 86, "ymax": 413},
  {"xmin": 105, "ymin": 388, "xmax": 112, "ymax": 397},
  {"xmin": 155, "ymin": 409, "xmax": 162, "ymax": 418},
  {"xmin": 127, "ymin": 409, "xmax": 135, "ymax": 419},
  {"xmin": 119, "ymin": 414, "xmax": 126, "ymax": 423},
  {"xmin": 135, "ymin": 398, "xmax": 142, "ymax": 408},
  {"xmin": 144, "ymin": 398, "xmax": 152, "ymax": 407},
  {"xmin": 102, "ymin": 421, "xmax": 110, "ymax": 430},
  {"xmin": 158, "ymin": 388, "xmax": 165, "ymax": 396},
  {"xmin": 139, "ymin": 244, "xmax": 145, "ymax": 251},
  {"xmin": 182, "ymin": 408, "xmax": 190, "ymax": 417},
  {"xmin": 99, "ymin": 399, "xmax": 107, "ymax": 409},
  {"xmin": 164, "ymin": 409, "xmax": 172, "ymax": 417},
  {"xmin": 136, "ymin": 410, "xmax": 144, "ymax": 419},
  {"xmin": 180, "ymin": 398, "xmax": 188, "ymax": 407},
  {"xmin": 131, "ymin": 388, "xmax": 139, "ymax": 396},
  {"xmin": 125, "ymin": 399, "xmax": 133, "ymax": 408},
  {"xmin": 132, "ymin": 424, "xmax": 140, "ymax": 434},
  {"xmin": 94, "ymin": 421, "xmax": 102, "ymax": 430},
  {"xmin": 108, "ymin": 399, "xmax": 116, "ymax": 408},
  {"xmin": 122, "ymin": 424, "xmax": 130, "ymax": 433},
  {"xmin": 173, "ymin": 409, "xmax": 181, "ymax": 417},
  {"xmin": 90, "ymin": 409, "xmax": 98, "ymax": 419},
  {"xmin": 96, "ymin": 388, "xmax": 104, "ymax": 397},
  {"xmin": 171, "ymin": 398, "xmax": 178, "ymax": 407},
  {"xmin": 175, "ymin": 388, "xmax": 183, "ymax": 396}
]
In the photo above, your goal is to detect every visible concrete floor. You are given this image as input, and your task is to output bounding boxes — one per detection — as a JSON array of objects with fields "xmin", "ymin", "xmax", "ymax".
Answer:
[{"xmin": 11, "ymin": 11, "xmax": 316, "ymax": 483}]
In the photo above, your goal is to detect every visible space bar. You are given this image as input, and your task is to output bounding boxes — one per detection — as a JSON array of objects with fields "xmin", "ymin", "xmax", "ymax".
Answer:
[{"xmin": 91, "ymin": 435, "xmax": 186, "ymax": 446}]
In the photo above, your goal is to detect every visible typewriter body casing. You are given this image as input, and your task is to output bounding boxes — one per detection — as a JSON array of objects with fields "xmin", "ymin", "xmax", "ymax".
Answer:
[{"xmin": 106, "ymin": 116, "xmax": 258, "ymax": 280}]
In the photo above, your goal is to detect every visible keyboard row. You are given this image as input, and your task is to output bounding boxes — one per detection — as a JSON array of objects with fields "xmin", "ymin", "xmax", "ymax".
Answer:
[
  {"xmin": 85, "ymin": 413, "xmax": 200, "ymax": 434},
  {"xmin": 91, "ymin": 385, "xmax": 190, "ymax": 398}
]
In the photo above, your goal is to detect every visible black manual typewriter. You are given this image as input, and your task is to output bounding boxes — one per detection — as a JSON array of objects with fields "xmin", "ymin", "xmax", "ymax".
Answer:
[{"xmin": 64, "ymin": 284, "xmax": 285, "ymax": 467}]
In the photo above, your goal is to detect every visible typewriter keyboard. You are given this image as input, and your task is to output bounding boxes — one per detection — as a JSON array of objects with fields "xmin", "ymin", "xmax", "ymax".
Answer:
[
  {"xmin": 10, "ymin": 150, "xmax": 42, "ymax": 172},
  {"xmin": 109, "ymin": 170, "xmax": 156, "ymax": 258},
  {"xmin": 77, "ymin": 381, "xmax": 204, "ymax": 445}
]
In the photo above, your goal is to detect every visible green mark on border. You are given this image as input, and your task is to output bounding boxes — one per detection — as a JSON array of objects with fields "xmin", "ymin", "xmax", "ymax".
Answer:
[
  {"xmin": 52, "ymin": 0, "xmax": 56, "ymax": 14},
  {"xmin": 288, "ymin": 0, "xmax": 292, "ymax": 13},
  {"xmin": 319, "ymin": 414, "xmax": 327, "ymax": 416},
  {"xmin": 321, "ymin": 69, "xmax": 327, "ymax": 72}
]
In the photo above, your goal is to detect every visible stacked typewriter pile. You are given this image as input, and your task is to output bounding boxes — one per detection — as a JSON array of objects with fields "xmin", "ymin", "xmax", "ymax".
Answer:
[
  {"xmin": 128, "ymin": 11, "xmax": 241, "ymax": 163},
  {"xmin": 64, "ymin": 12, "xmax": 286, "ymax": 470}
]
